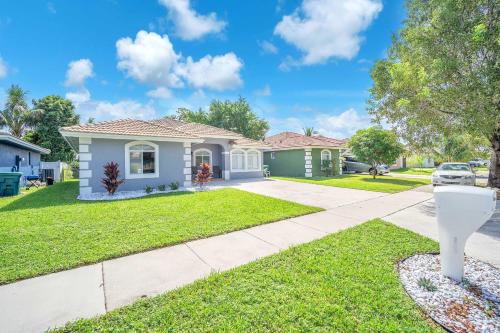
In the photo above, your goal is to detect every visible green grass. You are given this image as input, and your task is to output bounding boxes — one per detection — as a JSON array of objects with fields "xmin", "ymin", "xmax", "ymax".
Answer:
[
  {"xmin": 56, "ymin": 221, "xmax": 440, "ymax": 332},
  {"xmin": 391, "ymin": 167, "xmax": 435, "ymax": 175},
  {"xmin": 0, "ymin": 181, "xmax": 321, "ymax": 284},
  {"xmin": 273, "ymin": 174, "xmax": 431, "ymax": 193}
]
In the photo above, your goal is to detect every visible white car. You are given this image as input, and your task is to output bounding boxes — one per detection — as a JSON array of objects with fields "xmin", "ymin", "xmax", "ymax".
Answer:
[{"xmin": 432, "ymin": 163, "xmax": 476, "ymax": 186}]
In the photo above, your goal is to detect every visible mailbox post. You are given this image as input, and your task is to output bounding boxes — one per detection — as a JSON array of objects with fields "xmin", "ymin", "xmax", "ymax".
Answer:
[{"xmin": 434, "ymin": 186, "xmax": 496, "ymax": 281}]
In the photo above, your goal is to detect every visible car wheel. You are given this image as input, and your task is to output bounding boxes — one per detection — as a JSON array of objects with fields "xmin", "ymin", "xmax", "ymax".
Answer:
[{"xmin": 369, "ymin": 168, "xmax": 377, "ymax": 176}]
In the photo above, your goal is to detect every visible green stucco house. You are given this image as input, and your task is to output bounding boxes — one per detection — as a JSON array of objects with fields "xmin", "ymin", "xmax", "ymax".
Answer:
[{"xmin": 263, "ymin": 132, "xmax": 346, "ymax": 178}]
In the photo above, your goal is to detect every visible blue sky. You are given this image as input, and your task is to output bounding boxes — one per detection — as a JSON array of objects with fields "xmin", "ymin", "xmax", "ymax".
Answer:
[{"xmin": 0, "ymin": 0, "xmax": 405, "ymax": 138}]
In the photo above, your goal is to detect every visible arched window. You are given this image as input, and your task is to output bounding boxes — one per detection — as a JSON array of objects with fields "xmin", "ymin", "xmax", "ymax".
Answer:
[
  {"xmin": 321, "ymin": 149, "xmax": 332, "ymax": 163},
  {"xmin": 125, "ymin": 141, "xmax": 159, "ymax": 179},
  {"xmin": 193, "ymin": 149, "xmax": 212, "ymax": 167},
  {"xmin": 246, "ymin": 150, "xmax": 261, "ymax": 171},
  {"xmin": 231, "ymin": 149, "xmax": 245, "ymax": 171}
]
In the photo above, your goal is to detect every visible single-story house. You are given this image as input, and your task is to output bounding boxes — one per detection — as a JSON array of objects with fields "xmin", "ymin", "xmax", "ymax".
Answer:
[
  {"xmin": 393, "ymin": 154, "xmax": 435, "ymax": 169},
  {"xmin": 0, "ymin": 131, "xmax": 50, "ymax": 181},
  {"xmin": 59, "ymin": 119, "xmax": 270, "ymax": 196},
  {"xmin": 263, "ymin": 132, "xmax": 347, "ymax": 177}
]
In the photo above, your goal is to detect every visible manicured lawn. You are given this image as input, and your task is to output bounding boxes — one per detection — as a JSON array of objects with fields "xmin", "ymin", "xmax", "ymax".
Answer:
[
  {"xmin": 0, "ymin": 181, "xmax": 321, "ymax": 284},
  {"xmin": 56, "ymin": 221, "xmax": 440, "ymax": 332},
  {"xmin": 274, "ymin": 174, "xmax": 431, "ymax": 193},
  {"xmin": 391, "ymin": 167, "xmax": 435, "ymax": 175}
]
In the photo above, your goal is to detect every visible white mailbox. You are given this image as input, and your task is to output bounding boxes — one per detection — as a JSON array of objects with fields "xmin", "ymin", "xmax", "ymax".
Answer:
[{"xmin": 434, "ymin": 186, "xmax": 496, "ymax": 281}]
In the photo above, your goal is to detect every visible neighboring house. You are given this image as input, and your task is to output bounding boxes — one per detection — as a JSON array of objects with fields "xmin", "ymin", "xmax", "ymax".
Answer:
[
  {"xmin": 59, "ymin": 119, "xmax": 269, "ymax": 196},
  {"xmin": 0, "ymin": 131, "xmax": 50, "ymax": 181},
  {"xmin": 263, "ymin": 132, "xmax": 346, "ymax": 177},
  {"xmin": 393, "ymin": 154, "xmax": 435, "ymax": 169}
]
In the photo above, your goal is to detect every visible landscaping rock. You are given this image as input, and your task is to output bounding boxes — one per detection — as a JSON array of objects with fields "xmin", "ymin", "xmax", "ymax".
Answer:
[{"xmin": 399, "ymin": 253, "xmax": 499, "ymax": 333}]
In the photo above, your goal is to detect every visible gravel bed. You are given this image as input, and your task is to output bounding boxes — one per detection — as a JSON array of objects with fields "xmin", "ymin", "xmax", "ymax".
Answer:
[
  {"xmin": 399, "ymin": 254, "xmax": 499, "ymax": 333},
  {"xmin": 78, "ymin": 188, "xmax": 185, "ymax": 201}
]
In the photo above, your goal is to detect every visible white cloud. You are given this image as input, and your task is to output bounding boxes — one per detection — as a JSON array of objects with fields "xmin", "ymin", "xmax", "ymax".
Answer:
[
  {"xmin": 66, "ymin": 88, "xmax": 91, "ymax": 104},
  {"xmin": 254, "ymin": 84, "xmax": 272, "ymax": 96},
  {"xmin": 75, "ymin": 99, "xmax": 157, "ymax": 121},
  {"xmin": 65, "ymin": 59, "xmax": 94, "ymax": 87},
  {"xmin": 0, "ymin": 57, "xmax": 7, "ymax": 79},
  {"xmin": 147, "ymin": 87, "xmax": 172, "ymax": 99},
  {"xmin": 274, "ymin": 0, "xmax": 382, "ymax": 65},
  {"xmin": 178, "ymin": 53, "xmax": 243, "ymax": 91},
  {"xmin": 116, "ymin": 31, "xmax": 182, "ymax": 88},
  {"xmin": 159, "ymin": 0, "xmax": 226, "ymax": 40},
  {"xmin": 258, "ymin": 40, "xmax": 278, "ymax": 54},
  {"xmin": 268, "ymin": 108, "xmax": 372, "ymax": 139},
  {"xmin": 314, "ymin": 108, "xmax": 371, "ymax": 138}
]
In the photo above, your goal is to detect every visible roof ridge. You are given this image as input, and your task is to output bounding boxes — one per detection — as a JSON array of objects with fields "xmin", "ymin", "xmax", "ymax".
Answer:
[{"xmin": 139, "ymin": 119, "xmax": 200, "ymax": 138}]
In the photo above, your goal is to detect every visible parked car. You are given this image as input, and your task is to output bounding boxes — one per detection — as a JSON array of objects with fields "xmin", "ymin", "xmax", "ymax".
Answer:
[
  {"xmin": 432, "ymin": 163, "xmax": 475, "ymax": 186},
  {"xmin": 468, "ymin": 158, "xmax": 488, "ymax": 167},
  {"xmin": 342, "ymin": 157, "xmax": 389, "ymax": 175}
]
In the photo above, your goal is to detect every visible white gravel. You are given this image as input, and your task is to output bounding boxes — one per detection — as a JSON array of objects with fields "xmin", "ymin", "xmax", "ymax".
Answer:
[
  {"xmin": 399, "ymin": 254, "xmax": 499, "ymax": 333},
  {"xmin": 77, "ymin": 185, "xmax": 214, "ymax": 201}
]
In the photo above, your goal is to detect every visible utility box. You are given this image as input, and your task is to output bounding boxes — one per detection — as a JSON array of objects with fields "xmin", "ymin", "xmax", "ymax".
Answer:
[
  {"xmin": 0, "ymin": 172, "xmax": 23, "ymax": 197},
  {"xmin": 434, "ymin": 185, "xmax": 496, "ymax": 281}
]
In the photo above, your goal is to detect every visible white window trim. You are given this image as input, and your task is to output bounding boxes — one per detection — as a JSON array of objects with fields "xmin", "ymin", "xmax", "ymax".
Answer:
[
  {"xmin": 246, "ymin": 149, "xmax": 262, "ymax": 172},
  {"xmin": 321, "ymin": 149, "xmax": 332, "ymax": 163},
  {"xmin": 192, "ymin": 148, "xmax": 213, "ymax": 166},
  {"xmin": 125, "ymin": 141, "xmax": 159, "ymax": 179},
  {"xmin": 230, "ymin": 149, "xmax": 261, "ymax": 172}
]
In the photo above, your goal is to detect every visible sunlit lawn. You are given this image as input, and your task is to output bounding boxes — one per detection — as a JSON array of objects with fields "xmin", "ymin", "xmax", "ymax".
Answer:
[
  {"xmin": 390, "ymin": 167, "xmax": 435, "ymax": 175},
  {"xmin": 0, "ymin": 181, "xmax": 320, "ymax": 284},
  {"xmin": 56, "ymin": 221, "xmax": 440, "ymax": 333},
  {"xmin": 273, "ymin": 174, "xmax": 430, "ymax": 193}
]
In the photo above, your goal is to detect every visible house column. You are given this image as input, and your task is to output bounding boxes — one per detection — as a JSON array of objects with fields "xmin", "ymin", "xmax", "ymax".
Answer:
[
  {"xmin": 305, "ymin": 148, "xmax": 312, "ymax": 177},
  {"xmin": 183, "ymin": 142, "xmax": 192, "ymax": 188},
  {"xmin": 222, "ymin": 151, "xmax": 230, "ymax": 180},
  {"xmin": 78, "ymin": 137, "xmax": 92, "ymax": 196},
  {"xmin": 338, "ymin": 149, "xmax": 343, "ymax": 175}
]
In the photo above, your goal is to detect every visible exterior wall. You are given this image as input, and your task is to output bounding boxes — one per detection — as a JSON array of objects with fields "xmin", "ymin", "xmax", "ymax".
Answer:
[
  {"xmin": 264, "ymin": 149, "xmax": 305, "ymax": 177},
  {"xmin": 191, "ymin": 143, "xmax": 223, "ymax": 168},
  {"xmin": 0, "ymin": 143, "xmax": 42, "ymax": 180},
  {"xmin": 83, "ymin": 138, "xmax": 186, "ymax": 194},
  {"xmin": 311, "ymin": 148, "xmax": 341, "ymax": 177},
  {"xmin": 228, "ymin": 148, "xmax": 265, "ymax": 179}
]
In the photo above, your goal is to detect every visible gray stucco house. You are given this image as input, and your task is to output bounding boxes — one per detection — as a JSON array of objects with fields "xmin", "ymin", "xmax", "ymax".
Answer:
[
  {"xmin": 60, "ymin": 119, "xmax": 269, "ymax": 196},
  {"xmin": 0, "ymin": 131, "xmax": 50, "ymax": 180}
]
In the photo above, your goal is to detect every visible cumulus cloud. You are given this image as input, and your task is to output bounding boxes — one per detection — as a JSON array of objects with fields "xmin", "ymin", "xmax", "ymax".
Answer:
[
  {"xmin": 178, "ymin": 53, "xmax": 243, "ymax": 91},
  {"xmin": 274, "ymin": 0, "xmax": 382, "ymax": 65},
  {"xmin": 258, "ymin": 40, "xmax": 278, "ymax": 55},
  {"xmin": 66, "ymin": 88, "xmax": 91, "ymax": 104},
  {"xmin": 254, "ymin": 84, "xmax": 272, "ymax": 96},
  {"xmin": 147, "ymin": 87, "xmax": 173, "ymax": 99},
  {"xmin": 65, "ymin": 59, "xmax": 94, "ymax": 87},
  {"xmin": 0, "ymin": 57, "xmax": 7, "ymax": 79},
  {"xmin": 268, "ymin": 108, "xmax": 372, "ymax": 139},
  {"xmin": 159, "ymin": 0, "xmax": 226, "ymax": 40},
  {"xmin": 116, "ymin": 31, "xmax": 243, "ymax": 93},
  {"xmin": 75, "ymin": 99, "xmax": 157, "ymax": 121},
  {"xmin": 116, "ymin": 31, "xmax": 182, "ymax": 88}
]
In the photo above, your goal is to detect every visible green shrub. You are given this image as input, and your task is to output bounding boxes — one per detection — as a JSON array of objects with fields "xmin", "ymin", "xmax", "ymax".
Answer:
[
  {"xmin": 417, "ymin": 277, "xmax": 437, "ymax": 292},
  {"xmin": 145, "ymin": 185, "xmax": 154, "ymax": 194},
  {"xmin": 169, "ymin": 181, "xmax": 180, "ymax": 190},
  {"xmin": 157, "ymin": 184, "xmax": 166, "ymax": 191}
]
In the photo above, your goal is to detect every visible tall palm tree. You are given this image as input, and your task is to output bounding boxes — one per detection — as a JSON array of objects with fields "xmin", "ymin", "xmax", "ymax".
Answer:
[
  {"xmin": 0, "ymin": 85, "xmax": 41, "ymax": 137},
  {"xmin": 303, "ymin": 127, "xmax": 314, "ymax": 136}
]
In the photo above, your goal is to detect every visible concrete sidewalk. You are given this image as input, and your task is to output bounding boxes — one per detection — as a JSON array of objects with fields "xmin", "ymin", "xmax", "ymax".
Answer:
[{"xmin": 0, "ymin": 183, "xmax": 434, "ymax": 333}]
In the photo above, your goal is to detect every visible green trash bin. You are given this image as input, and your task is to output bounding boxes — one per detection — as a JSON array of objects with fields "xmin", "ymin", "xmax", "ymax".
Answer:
[{"xmin": 0, "ymin": 172, "xmax": 23, "ymax": 197}]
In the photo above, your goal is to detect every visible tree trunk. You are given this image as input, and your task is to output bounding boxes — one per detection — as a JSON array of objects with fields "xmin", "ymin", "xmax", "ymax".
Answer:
[{"xmin": 488, "ymin": 132, "xmax": 500, "ymax": 189}]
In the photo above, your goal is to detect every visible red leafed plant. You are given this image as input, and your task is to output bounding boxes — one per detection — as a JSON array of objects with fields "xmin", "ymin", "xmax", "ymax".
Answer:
[
  {"xmin": 101, "ymin": 161, "xmax": 125, "ymax": 195},
  {"xmin": 195, "ymin": 162, "xmax": 212, "ymax": 189}
]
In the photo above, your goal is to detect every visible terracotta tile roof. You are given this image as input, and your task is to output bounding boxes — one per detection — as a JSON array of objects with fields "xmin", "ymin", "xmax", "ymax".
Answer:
[
  {"xmin": 60, "ymin": 119, "xmax": 198, "ymax": 139},
  {"xmin": 151, "ymin": 119, "xmax": 243, "ymax": 138},
  {"xmin": 264, "ymin": 132, "xmax": 346, "ymax": 149},
  {"xmin": 230, "ymin": 137, "xmax": 271, "ymax": 148}
]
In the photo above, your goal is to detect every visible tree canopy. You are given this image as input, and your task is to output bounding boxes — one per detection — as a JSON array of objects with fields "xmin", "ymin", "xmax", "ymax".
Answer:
[
  {"xmin": 26, "ymin": 95, "xmax": 79, "ymax": 162},
  {"xmin": 0, "ymin": 85, "xmax": 41, "ymax": 137},
  {"xmin": 348, "ymin": 127, "xmax": 404, "ymax": 178},
  {"xmin": 169, "ymin": 97, "xmax": 269, "ymax": 140},
  {"xmin": 368, "ymin": 0, "xmax": 499, "ymax": 186}
]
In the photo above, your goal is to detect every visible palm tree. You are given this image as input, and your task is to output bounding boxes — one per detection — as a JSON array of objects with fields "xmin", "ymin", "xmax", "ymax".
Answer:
[
  {"xmin": 0, "ymin": 85, "xmax": 41, "ymax": 137},
  {"xmin": 303, "ymin": 127, "xmax": 314, "ymax": 136}
]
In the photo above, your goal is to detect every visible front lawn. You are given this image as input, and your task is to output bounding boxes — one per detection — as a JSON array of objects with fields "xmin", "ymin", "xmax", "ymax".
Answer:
[
  {"xmin": 273, "ymin": 174, "xmax": 430, "ymax": 193},
  {"xmin": 391, "ymin": 167, "xmax": 435, "ymax": 175},
  {"xmin": 0, "ymin": 181, "xmax": 320, "ymax": 284},
  {"xmin": 57, "ymin": 221, "xmax": 440, "ymax": 332}
]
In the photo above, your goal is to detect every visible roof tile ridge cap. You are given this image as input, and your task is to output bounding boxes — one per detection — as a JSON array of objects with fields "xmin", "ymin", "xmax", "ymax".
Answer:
[
  {"xmin": 179, "ymin": 121, "xmax": 243, "ymax": 135},
  {"xmin": 142, "ymin": 119, "xmax": 199, "ymax": 138}
]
